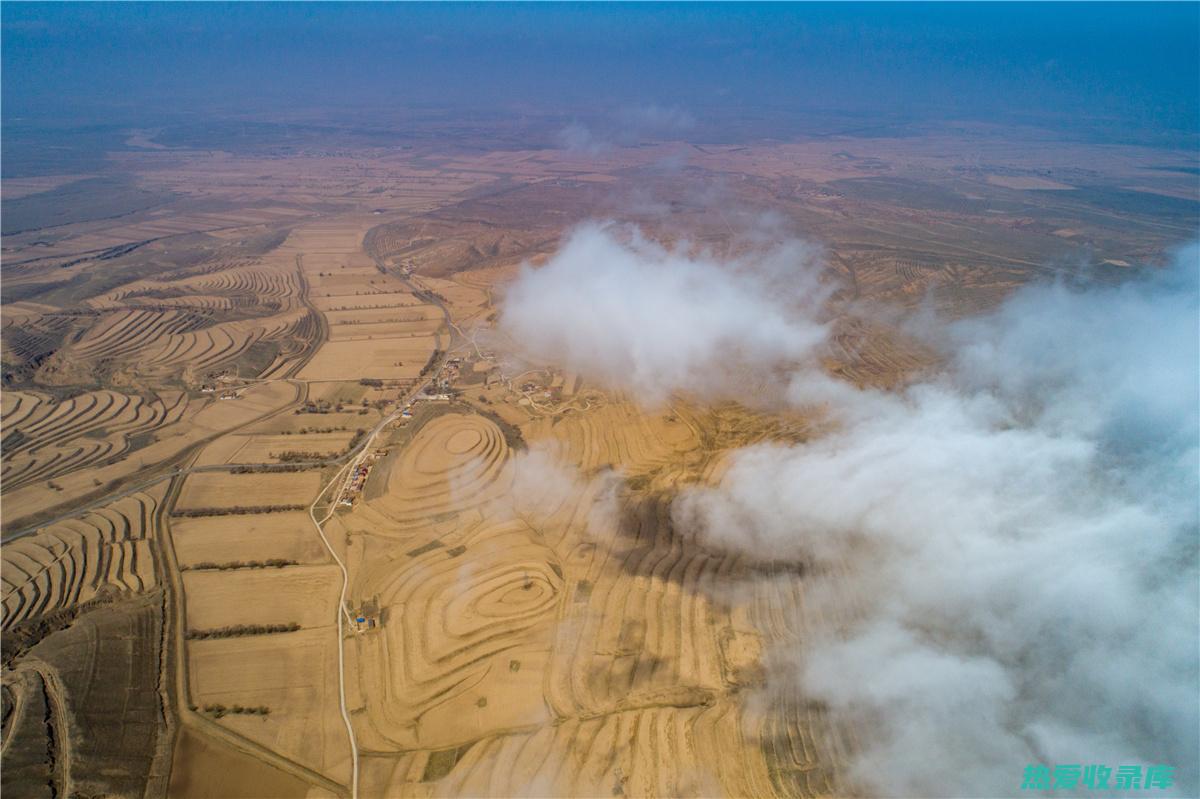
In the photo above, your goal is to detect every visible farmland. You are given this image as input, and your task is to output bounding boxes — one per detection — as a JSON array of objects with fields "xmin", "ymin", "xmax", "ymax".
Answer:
[{"xmin": 2, "ymin": 109, "xmax": 1195, "ymax": 799}]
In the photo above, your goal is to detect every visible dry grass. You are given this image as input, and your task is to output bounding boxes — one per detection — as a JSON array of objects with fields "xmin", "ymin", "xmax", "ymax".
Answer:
[
  {"xmin": 297, "ymin": 337, "xmax": 437, "ymax": 381},
  {"xmin": 170, "ymin": 512, "xmax": 330, "ymax": 568},
  {"xmin": 193, "ymin": 432, "xmax": 356, "ymax": 466},
  {"xmin": 174, "ymin": 471, "xmax": 322, "ymax": 512},
  {"xmin": 182, "ymin": 565, "xmax": 340, "ymax": 630},
  {"xmin": 168, "ymin": 726, "xmax": 327, "ymax": 799}
]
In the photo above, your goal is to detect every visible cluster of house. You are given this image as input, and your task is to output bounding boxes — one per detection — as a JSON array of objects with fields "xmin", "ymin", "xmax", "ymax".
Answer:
[
  {"xmin": 200, "ymin": 384, "xmax": 241, "ymax": 400},
  {"xmin": 338, "ymin": 450, "xmax": 386, "ymax": 507},
  {"xmin": 422, "ymin": 356, "xmax": 463, "ymax": 398},
  {"xmin": 198, "ymin": 371, "xmax": 245, "ymax": 398},
  {"xmin": 519, "ymin": 378, "xmax": 561, "ymax": 403}
]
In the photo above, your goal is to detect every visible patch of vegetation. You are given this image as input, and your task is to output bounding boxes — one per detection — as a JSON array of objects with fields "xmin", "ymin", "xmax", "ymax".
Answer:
[
  {"xmin": 171, "ymin": 504, "xmax": 306, "ymax": 517},
  {"xmin": 473, "ymin": 405, "xmax": 526, "ymax": 451},
  {"xmin": 229, "ymin": 463, "xmax": 321, "ymax": 473},
  {"xmin": 196, "ymin": 703, "xmax": 270, "ymax": 719},
  {"xmin": 185, "ymin": 623, "xmax": 301, "ymax": 640},
  {"xmin": 0, "ymin": 671, "xmax": 55, "ymax": 798},
  {"xmin": 419, "ymin": 349, "xmax": 443, "ymax": 378},
  {"xmin": 0, "ymin": 322, "xmax": 70, "ymax": 384},
  {"xmin": 1, "ymin": 279, "xmax": 64, "ymax": 305},
  {"xmin": 271, "ymin": 450, "xmax": 329, "ymax": 463},
  {"xmin": 346, "ymin": 427, "xmax": 368, "ymax": 451},
  {"xmin": 421, "ymin": 742, "xmax": 475, "ymax": 783},
  {"xmin": 2, "ymin": 429, "xmax": 28, "ymax": 450},
  {"xmin": 3, "ymin": 587, "xmax": 129, "ymax": 668},
  {"xmin": 1062, "ymin": 186, "xmax": 1200, "ymax": 221},
  {"xmin": 2, "ymin": 176, "xmax": 176, "ymax": 235},
  {"xmin": 126, "ymin": 430, "xmax": 156, "ymax": 451},
  {"xmin": 179, "ymin": 559, "xmax": 298, "ymax": 571},
  {"xmin": 2, "ymin": 591, "xmax": 168, "ymax": 799},
  {"xmin": 238, "ymin": 339, "xmax": 284, "ymax": 378},
  {"xmin": 406, "ymin": 539, "xmax": 444, "ymax": 558},
  {"xmin": 625, "ymin": 474, "xmax": 652, "ymax": 491}
]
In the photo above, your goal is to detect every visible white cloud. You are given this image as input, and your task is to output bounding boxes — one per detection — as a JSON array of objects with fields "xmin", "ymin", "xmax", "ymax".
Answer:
[
  {"xmin": 501, "ymin": 224, "xmax": 1199, "ymax": 797},
  {"xmin": 498, "ymin": 222, "xmax": 828, "ymax": 404},
  {"xmin": 675, "ymin": 245, "xmax": 1200, "ymax": 797}
]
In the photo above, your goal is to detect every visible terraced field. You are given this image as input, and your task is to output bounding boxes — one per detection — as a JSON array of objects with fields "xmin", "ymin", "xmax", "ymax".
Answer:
[
  {"xmin": 0, "ymin": 205, "xmax": 338, "ymax": 799},
  {"xmin": 2, "ymin": 488, "xmax": 163, "ymax": 632},
  {"xmin": 0, "ymin": 305, "xmax": 75, "ymax": 383},
  {"xmin": 825, "ymin": 316, "xmax": 937, "ymax": 389},
  {"xmin": 6, "ymin": 111, "xmax": 1187, "ymax": 799},
  {"xmin": 332, "ymin": 401, "xmax": 844, "ymax": 797},
  {"xmin": 363, "ymin": 215, "xmax": 554, "ymax": 279},
  {"xmin": 60, "ymin": 275, "xmax": 310, "ymax": 380},
  {"xmin": 356, "ymin": 414, "xmax": 511, "ymax": 530},
  {"xmin": 1, "ymin": 379, "xmax": 300, "ymax": 529},
  {"xmin": 1, "ymin": 195, "xmax": 855, "ymax": 799},
  {"xmin": 2, "ymin": 389, "xmax": 193, "ymax": 491},
  {"xmin": 1, "ymin": 486, "xmax": 172, "ymax": 799}
]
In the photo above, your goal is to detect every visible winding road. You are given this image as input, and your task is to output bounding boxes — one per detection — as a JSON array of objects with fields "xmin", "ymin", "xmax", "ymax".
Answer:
[
  {"xmin": 302, "ymin": 259, "xmax": 455, "ymax": 799},
  {"xmin": 3, "ymin": 223, "xmax": 459, "ymax": 799}
]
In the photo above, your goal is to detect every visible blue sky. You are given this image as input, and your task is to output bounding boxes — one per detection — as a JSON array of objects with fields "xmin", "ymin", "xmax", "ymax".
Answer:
[{"xmin": 3, "ymin": 2, "xmax": 1197, "ymax": 137}]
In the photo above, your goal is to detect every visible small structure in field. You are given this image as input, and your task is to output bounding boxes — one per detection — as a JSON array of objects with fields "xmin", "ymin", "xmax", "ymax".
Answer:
[{"xmin": 352, "ymin": 597, "xmax": 381, "ymax": 632}]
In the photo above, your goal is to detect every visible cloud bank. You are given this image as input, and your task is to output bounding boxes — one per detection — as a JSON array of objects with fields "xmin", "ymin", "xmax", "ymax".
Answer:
[
  {"xmin": 499, "ymin": 222, "xmax": 828, "ymax": 403},
  {"xmin": 501, "ymin": 226, "xmax": 1199, "ymax": 797}
]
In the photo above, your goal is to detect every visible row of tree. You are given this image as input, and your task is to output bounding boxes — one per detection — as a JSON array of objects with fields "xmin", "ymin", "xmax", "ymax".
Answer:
[
  {"xmin": 195, "ymin": 703, "xmax": 271, "ymax": 719},
  {"xmin": 180, "ymin": 559, "xmax": 298, "ymax": 572},
  {"xmin": 185, "ymin": 622, "xmax": 301, "ymax": 640},
  {"xmin": 271, "ymin": 450, "xmax": 329, "ymax": 463},
  {"xmin": 229, "ymin": 464, "xmax": 315, "ymax": 474},
  {"xmin": 172, "ymin": 504, "xmax": 306, "ymax": 517}
]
